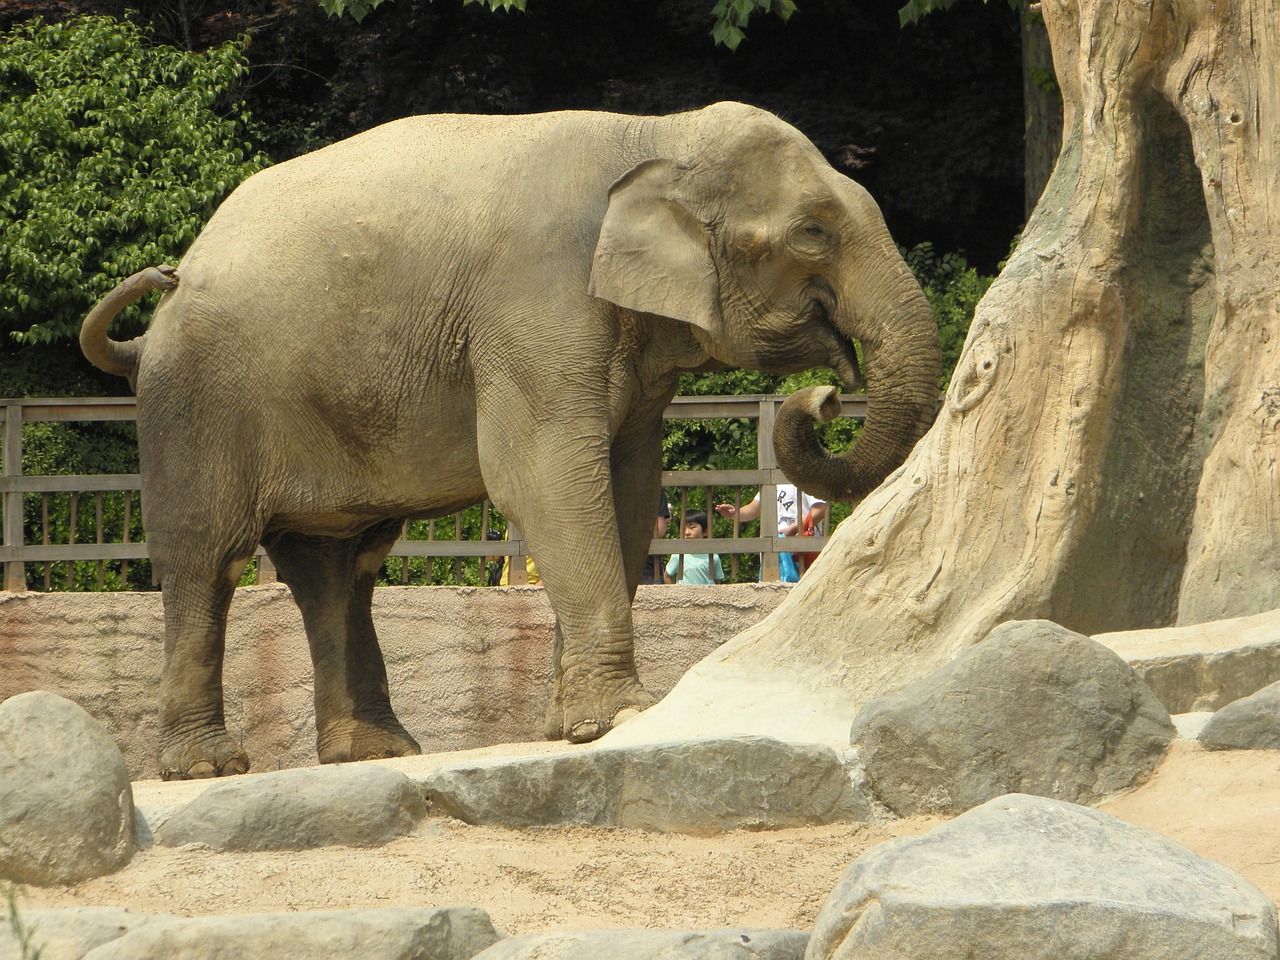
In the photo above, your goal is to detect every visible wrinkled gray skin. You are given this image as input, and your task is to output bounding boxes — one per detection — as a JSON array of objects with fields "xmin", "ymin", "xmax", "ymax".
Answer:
[{"xmin": 80, "ymin": 103, "xmax": 941, "ymax": 779}]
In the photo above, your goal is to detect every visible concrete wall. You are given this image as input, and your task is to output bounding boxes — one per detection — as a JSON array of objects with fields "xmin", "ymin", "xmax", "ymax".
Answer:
[{"xmin": 0, "ymin": 583, "xmax": 788, "ymax": 780}]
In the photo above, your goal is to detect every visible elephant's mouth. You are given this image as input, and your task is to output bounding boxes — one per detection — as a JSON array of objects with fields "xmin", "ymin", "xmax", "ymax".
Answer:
[{"xmin": 808, "ymin": 299, "xmax": 863, "ymax": 392}]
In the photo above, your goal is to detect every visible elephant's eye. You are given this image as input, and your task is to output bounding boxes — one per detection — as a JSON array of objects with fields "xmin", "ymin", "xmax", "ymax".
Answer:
[{"xmin": 790, "ymin": 218, "xmax": 837, "ymax": 259}]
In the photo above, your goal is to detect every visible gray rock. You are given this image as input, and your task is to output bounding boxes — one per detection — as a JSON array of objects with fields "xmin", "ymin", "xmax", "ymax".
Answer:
[
  {"xmin": 849, "ymin": 619, "xmax": 1174, "ymax": 816},
  {"xmin": 0, "ymin": 906, "xmax": 170, "ymax": 960},
  {"xmin": 474, "ymin": 929, "xmax": 808, "ymax": 959},
  {"xmin": 1200, "ymin": 681, "xmax": 1280, "ymax": 750},
  {"xmin": 155, "ymin": 763, "xmax": 427, "ymax": 851},
  {"xmin": 806, "ymin": 793, "xmax": 1279, "ymax": 960},
  {"xmin": 80, "ymin": 906, "xmax": 502, "ymax": 960},
  {"xmin": 420, "ymin": 737, "xmax": 871, "ymax": 833},
  {"xmin": 1095, "ymin": 608, "xmax": 1280, "ymax": 714},
  {"xmin": 0, "ymin": 691, "xmax": 135, "ymax": 885}
]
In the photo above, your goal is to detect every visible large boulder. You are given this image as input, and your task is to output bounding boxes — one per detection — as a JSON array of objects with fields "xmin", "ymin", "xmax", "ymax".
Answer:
[
  {"xmin": 1199, "ymin": 681, "xmax": 1280, "ymax": 750},
  {"xmin": 806, "ymin": 793, "xmax": 1279, "ymax": 960},
  {"xmin": 0, "ymin": 691, "xmax": 134, "ymax": 885},
  {"xmin": 473, "ymin": 930, "xmax": 807, "ymax": 959},
  {"xmin": 154, "ymin": 764, "xmax": 427, "ymax": 851},
  {"xmin": 77, "ymin": 906, "xmax": 502, "ymax": 960},
  {"xmin": 848, "ymin": 620, "xmax": 1175, "ymax": 816},
  {"xmin": 419, "ymin": 737, "xmax": 871, "ymax": 833}
]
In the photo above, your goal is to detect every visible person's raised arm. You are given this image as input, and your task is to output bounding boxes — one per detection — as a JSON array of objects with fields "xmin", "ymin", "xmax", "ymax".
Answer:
[{"xmin": 716, "ymin": 494, "xmax": 761, "ymax": 523}]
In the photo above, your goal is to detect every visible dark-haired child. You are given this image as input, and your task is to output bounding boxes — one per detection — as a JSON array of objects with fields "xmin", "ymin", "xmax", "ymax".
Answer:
[{"xmin": 664, "ymin": 511, "xmax": 725, "ymax": 585}]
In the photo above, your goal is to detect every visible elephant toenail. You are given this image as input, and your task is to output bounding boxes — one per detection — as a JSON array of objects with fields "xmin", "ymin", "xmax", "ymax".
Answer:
[{"xmin": 567, "ymin": 720, "xmax": 604, "ymax": 743}]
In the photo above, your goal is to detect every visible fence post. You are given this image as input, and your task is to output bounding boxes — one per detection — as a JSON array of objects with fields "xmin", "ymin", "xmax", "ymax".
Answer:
[
  {"xmin": 507, "ymin": 522, "xmax": 529, "ymax": 585},
  {"xmin": 3, "ymin": 404, "xmax": 25, "ymax": 592},
  {"xmin": 758, "ymin": 397, "xmax": 781, "ymax": 582},
  {"xmin": 256, "ymin": 551, "xmax": 278, "ymax": 584}
]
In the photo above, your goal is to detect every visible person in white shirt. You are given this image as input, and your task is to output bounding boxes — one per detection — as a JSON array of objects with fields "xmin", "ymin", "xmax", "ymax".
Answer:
[{"xmin": 715, "ymin": 483, "xmax": 827, "ymax": 581}]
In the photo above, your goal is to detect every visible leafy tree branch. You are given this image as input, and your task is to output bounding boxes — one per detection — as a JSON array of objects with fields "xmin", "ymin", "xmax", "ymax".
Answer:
[
  {"xmin": 317, "ymin": 0, "xmax": 796, "ymax": 48},
  {"xmin": 0, "ymin": 16, "xmax": 268, "ymax": 345}
]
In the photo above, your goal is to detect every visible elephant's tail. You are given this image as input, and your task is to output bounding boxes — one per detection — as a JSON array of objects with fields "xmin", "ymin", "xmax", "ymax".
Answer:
[{"xmin": 79, "ymin": 265, "xmax": 177, "ymax": 386}]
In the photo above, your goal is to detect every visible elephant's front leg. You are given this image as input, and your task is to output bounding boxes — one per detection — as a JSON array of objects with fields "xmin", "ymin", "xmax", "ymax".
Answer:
[
  {"xmin": 264, "ymin": 519, "xmax": 422, "ymax": 763},
  {"xmin": 541, "ymin": 419, "xmax": 666, "ymax": 737},
  {"xmin": 483, "ymin": 424, "xmax": 657, "ymax": 743}
]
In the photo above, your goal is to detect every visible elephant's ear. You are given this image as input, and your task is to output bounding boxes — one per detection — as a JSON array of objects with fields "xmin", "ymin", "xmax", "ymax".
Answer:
[{"xmin": 588, "ymin": 158, "xmax": 722, "ymax": 336}]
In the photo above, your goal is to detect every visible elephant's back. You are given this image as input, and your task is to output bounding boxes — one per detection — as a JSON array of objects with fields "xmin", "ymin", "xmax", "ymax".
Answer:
[
  {"xmin": 135, "ymin": 111, "xmax": 643, "ymax": 428},
  {"xmin": 153, "ymin": 111, "xmax": 639, "ymax": 336},
  {"xmin": 198, "ymin": 111, "xmax": 634, "ymax": 241}
]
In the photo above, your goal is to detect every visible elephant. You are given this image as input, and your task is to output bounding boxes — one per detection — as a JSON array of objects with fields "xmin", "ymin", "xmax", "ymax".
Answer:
[{"xmin": 80, "ymin": 102, "xmax": 941, "ymax": 779}]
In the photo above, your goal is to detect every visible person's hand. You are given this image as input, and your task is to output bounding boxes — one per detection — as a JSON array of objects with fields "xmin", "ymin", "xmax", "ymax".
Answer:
[
  {"xmin": 715, "ymin": 503, "xmax": 737, "ymax": 519},
  {"xmin": 779, "ymin": 521, "xmax": 800, "ymax": 537}
]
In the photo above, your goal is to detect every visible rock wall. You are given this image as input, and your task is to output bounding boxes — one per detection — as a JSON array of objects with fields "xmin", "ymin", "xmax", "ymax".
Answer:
[{"xmin": 0, "ymin": 583, "xmax": 788, "ymax": 779}]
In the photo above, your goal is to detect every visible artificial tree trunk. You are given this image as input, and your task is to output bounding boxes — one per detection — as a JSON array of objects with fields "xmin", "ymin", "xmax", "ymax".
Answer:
[{"xmin": 609, "ymin": 0, "xmax": 1280, "ymax": 747}]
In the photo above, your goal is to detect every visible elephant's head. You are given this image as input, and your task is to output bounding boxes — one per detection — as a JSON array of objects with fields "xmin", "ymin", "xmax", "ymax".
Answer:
[{"xmin": 589, "ymin": 102, "xmax": 941, "ymax": 503}]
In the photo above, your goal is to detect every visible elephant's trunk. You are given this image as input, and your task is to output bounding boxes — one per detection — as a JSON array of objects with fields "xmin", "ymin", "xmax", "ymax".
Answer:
[{"xmin": 774, "ymin": 265, "xmax": 941, "ymax": 503}]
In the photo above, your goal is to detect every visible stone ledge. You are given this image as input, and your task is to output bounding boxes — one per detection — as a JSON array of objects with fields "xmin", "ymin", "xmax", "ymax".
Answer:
[{"xmin": 1095, "ymin": 608, "xmax": 1280, "ymax": 713}]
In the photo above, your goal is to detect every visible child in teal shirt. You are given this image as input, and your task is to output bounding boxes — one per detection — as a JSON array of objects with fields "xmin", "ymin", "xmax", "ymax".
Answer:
[{"xmin": 664, "ymin": 511, "xmax": 725, "ymax": 585}]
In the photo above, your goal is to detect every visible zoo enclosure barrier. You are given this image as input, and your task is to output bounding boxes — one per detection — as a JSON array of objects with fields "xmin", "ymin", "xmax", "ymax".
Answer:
[{"xmin": 0, "ymin": 394, "xmax": 870, "ymax": 592}]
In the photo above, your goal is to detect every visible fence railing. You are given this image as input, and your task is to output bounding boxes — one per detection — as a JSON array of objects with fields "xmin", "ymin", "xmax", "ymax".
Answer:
[{"xmin": 0, "ymin": 394, "xmax": 868, "ymax": 592}]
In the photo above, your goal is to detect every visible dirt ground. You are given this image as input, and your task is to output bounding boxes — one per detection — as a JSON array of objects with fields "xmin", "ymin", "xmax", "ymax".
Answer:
[{"xmin": 18, "ymin": 741, "xmax": 1280, "ymax": 935}]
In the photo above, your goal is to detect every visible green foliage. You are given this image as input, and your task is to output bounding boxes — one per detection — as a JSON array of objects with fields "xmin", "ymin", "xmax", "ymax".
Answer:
[
  {"xmin": 901, "ymin": 241, "xmax": 994, "ymax": 389},
  {"xmin": 710, "ymin": 0, "xmax": 797, "ymax": 50},
  {"xmin": 0, "ymin": 16, "xmax": 268, "ymax": 346},
  {"xmin": 318, "ymin": 0, "xmax": 795, "ymax": 48},
  {"xmin": 898, "ymin": 0, "xmax": 1021, "ymax": 27},
  {"xmin": 377, "ymin": 509, "xmax": 502, "ymax": 587},
  {"xmin": 898, "ymin": 0, "xmax": 960, "ymax": 27},
  {"xmin": 320, "ymin": 0, "xmax": 527, "ymax": 24},
  {"xmin": 1029, "ymin": 66, "xmax": 1059, "ymax": 94}
]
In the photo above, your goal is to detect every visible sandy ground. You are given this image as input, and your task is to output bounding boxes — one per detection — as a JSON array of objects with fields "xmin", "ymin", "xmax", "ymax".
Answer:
[{"xmin": 15, "ymin": 741, "xmax": 1280, "ymax": 935}]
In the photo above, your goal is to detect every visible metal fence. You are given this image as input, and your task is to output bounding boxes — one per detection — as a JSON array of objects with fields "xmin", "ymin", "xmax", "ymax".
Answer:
[{"xmin": 0, "ymin": 394, "xmax": 868, "ymax": 592}]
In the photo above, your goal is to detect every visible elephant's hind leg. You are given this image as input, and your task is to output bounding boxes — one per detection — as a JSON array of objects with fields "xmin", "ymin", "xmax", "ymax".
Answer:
[
  {"xmin": 264, "ymin": 519, "xmax": 422, "ymax": 764},
  {"xmin": 156, "ymin": 560, "xmax": 252, "ymax": 780}
]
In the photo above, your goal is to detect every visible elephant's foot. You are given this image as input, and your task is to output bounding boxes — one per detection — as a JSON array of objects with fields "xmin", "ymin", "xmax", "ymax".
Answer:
[
  {"xmin": 317, "ymin": 717, "xmax": 422, "ymax": 764},
  {"xmin": 554, "ymin": 684, "xmax": 657, "ymax": 744},
  {"xmin": 159, "ymin": 731, "xmax": 250, "ymax": 781}
]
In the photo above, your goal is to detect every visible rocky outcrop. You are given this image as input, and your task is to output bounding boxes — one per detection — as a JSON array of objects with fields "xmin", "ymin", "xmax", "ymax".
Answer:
[
  {"xmin": 1095, "ymin": 607, "xmax": 1280, "ymax": 714},
  {"xmin": 1199, "ymin": 681, "xmax": 1280, "ymax": 751},
  {"xmin": 0, "ymin": 907, "xmax": 173, "ymax": 960},
  {"xmin": 848, "ymin": 620, "xmax": 1175, "ymax": 816},
  {"xmin": 420, "ymin": 737, "xmax": 872, "ymax": 833},
  {"xmin": 0, "ymin": 691, "xmax": 134, "ymax": 885},
  {"xmin": 806, "ymin": 794, "xmax": 1279, "ymax": 960},
  {"xmin": 154, "ymin": 764, "xmax": 427, "ymax": 851},
  {"xmin": 471, "ymin": 930, "xmax": 808, "ymax": 959},
  {"xmin": 70, "ymin": 907, "xmax": 503, "ymax": 960}
]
